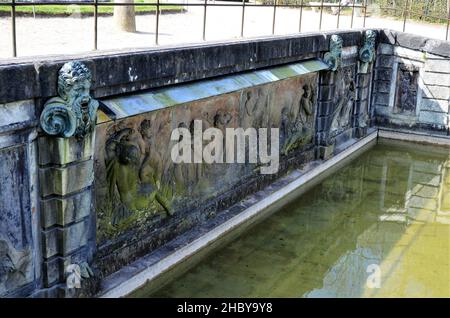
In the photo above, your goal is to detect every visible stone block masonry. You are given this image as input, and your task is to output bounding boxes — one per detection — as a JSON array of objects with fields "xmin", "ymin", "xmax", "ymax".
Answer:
[
  {"xmin": 38, "ymin": 134, "xmax": 96, "ymax": 292},
  {"xmin": 373, "ymin": 31, "xmax": 450, "ymax": 133}
]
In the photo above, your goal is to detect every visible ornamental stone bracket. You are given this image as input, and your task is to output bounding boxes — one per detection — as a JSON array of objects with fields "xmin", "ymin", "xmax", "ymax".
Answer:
[
  {"xmin": 38, "ymin": 61, "xmax": 97, "ymax": 296},
  {"xmin": 323, "ymin": 34, "xmax": 343, "ymax": 72},
  {"xmin": 358, "ymin": 30, "xmax": 377, "ymax": 74}
]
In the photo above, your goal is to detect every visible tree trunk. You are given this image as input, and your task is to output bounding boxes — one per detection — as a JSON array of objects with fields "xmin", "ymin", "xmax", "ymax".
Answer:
[{"xmin": 114, "ymin": 0, "xmax": 136, "ymax": 32}]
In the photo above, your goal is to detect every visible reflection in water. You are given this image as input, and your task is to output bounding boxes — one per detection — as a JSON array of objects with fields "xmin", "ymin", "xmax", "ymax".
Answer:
[{"xmin": 142, "ymin": 140, "xmax": 450, "ymax": 298}]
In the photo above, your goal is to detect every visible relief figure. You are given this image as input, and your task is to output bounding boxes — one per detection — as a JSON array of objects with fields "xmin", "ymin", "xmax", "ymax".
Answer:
[
  {"xmin": 283, "ymin": 83, "xmax": 316, "ymax": 155},
  {"xmin": 329, "ymin": 67, "xmax": 356, "ymax": 143},
  {"xmin": 105, "ymin": 125, "xmax": 173, "ymax": 225}
]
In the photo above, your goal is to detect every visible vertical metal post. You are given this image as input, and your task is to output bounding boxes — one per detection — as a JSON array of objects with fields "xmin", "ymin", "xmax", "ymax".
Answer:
[
  {"xmin": 337, "ymin": 1, "xmax": 341, "ymax": 29},
  {"xmin": 156, "ymin": 0, "xmax": 160, "ymax": 45},
  {"xmin": 241, "ymin": 0, "xmax": 245, "ymax": 37},
  {"xmin": 446, "ymin": 18, "xmax": 450, "ymax": 41},
  {"xmin": 446, "ymin": 7, "xmax": 450, "ymax": 41},
  {"xmin": 94, "ymin": 0, "xmax": 98, "ymax": 50},
  {"xmin": 272, "ymin": 0, "xmax": 277, "ymax": 35},
  {"xmin": 350, "ymin": 0, "xmax": 356, "ymax": 28},
  {"xmin": 202, "ymin": 0, "xmax": 207, "ymax": 41},
  {"xmin": 319, "ymin": 0, "xmax": 324, "ymax": 30},
  {"xmin": 363, "ymin": 0, "xmax": 367, "ymax": 28},
  {"xmin": 298, "ymin": 0, "xmax": 304, "ymax": 32},
  {"xmin": 402, "ymin": 0, "xmax": 409, "ymax": 32},
  {"xmin": 11, "ymin": 0, "xmax": 17, "ymax": 57}
]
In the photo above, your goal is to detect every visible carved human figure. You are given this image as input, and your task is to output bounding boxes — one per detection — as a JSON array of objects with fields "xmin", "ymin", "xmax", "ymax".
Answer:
[
  {"xmin": 241, "ymin": 89, "xmax": 269, "ymax": 129},
  {"xmin": 40, "ymin": 61, "xmax": 99, "ymax": 139},
  {"xmin": 396, "ymin": 68, "xmax": 417, "ymax": 113},
  {"xmin": 329, "ymin": 67, "xmax": 356, "ymax": 140},
  {"xmin": 139, "ymin": 120, "xmax": 164, "ymax": 187},
  {"xmin": 105, "ymin": 127, "xmax": 172, "ymax": 225},
  {"xmin": 283, "ymin": 83, "xmax": 316, "ymax": 154}
]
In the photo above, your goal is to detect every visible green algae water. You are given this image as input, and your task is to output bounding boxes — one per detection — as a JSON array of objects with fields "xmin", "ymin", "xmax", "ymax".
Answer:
[{"xmin": 138, "ymin": 140, "xmax": 450, "ymax": 298}]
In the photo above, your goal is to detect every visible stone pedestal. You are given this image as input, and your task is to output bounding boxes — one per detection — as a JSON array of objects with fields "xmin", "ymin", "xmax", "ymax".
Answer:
[{"xmin": 38, "ymin": 133, "xmax": 96, "ymax": 291}]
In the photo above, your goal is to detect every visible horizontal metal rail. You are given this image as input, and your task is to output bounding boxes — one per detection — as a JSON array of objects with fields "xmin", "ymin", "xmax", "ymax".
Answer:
[{"xmin": 2, "ymin": 1, "xmax": 449, "ymax": 58}]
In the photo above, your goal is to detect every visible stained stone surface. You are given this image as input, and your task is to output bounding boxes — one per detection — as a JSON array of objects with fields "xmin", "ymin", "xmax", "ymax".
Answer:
[
  {"xmin": 0, "ymin": 145, "xmax": 34, "ymax": 296},
  {"xmin": 94, "ymin": 71, "xmax": 319, "ymax": 273}
]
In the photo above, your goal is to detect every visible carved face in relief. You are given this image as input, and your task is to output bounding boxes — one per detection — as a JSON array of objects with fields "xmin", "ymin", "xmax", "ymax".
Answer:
[
  {"xmin": 40, "ymin": 61, "xmax": 99, "ymax": 139},
  {"xmin": 59, "ymin": 62, "xmax": 93, "ymax": 111},
  {"xmin": 139, "ymin": 120, "xmax": 153, "ymax": 142}
]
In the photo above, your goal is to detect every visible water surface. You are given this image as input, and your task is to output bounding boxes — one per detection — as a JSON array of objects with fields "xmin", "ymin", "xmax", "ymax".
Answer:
[{"xmin": 142, "ymin": 141, "xmax": 450, "ymax": 298}]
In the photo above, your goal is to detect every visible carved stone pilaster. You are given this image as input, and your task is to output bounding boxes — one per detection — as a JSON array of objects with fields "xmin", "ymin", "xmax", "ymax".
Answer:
[{"xmin": 38, "ymin": 62, "xmax": 97, "ymax": 296}]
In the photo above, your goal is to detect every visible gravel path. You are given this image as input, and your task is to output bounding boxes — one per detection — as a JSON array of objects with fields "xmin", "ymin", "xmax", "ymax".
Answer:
[{"xmin": 0, "ymin": 1, "xmax": 448, "ymax": 59}]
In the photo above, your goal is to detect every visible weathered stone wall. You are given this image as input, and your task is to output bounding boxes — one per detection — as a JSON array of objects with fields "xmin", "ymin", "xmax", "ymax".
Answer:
[
  {"xmin": 2, "ymin": 29, "xmax": 448, "ymax": 298},
  {"xmin": 0, "ymin": 100, "xmax": 40, "ymax": 297},
  {"xmin": 0, "ymin": 30, "xmax": 372, "ymax": 298},
  {"xmin": 374, "ymin": 31, "xmax": 450, "ymax": 133},
  {"xmin": 94, "ymin": 71, "xmax": 320, "ymax": 277}
]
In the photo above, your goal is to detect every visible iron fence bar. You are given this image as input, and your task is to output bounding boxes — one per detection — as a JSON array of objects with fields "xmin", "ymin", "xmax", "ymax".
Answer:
[
  {"xmin": 202, "ymin": 0, "xmax": 207, "ymax": 41},
  {"xmin": 318, "ymin": 0, "xmax": 324, "ymax": 31},
  {"xmin": 241, "ymin": 0, "xmax": 245, "ymax": 37},
  {"xmin": 402, "ymin": 0, "xmax": 409, "ymax": 32},
  {"xmin": 3, "ymin": 2, "xmax": 367, "ymax": 8},
  {"xmin": 155, "ymin": 0, "xmax": 160, "ymax": 45},
  {"xmin": 363, "ymin": 0, "xmax": 367, "ymax": 28},
  {"xmin": 337, "ymin": 1, "xmax": 341, "ymax": 29},
  {"xmin": 94, "ymin": 0, "xmax": 98, "ymax": 50},
  {"xmin": 298, "ymin": 0, "xmax": 304, "ymax": 32},
  {"xmin": 350, "ymin": 0, "xmax": 356, "ymax": 28},
  {"xmin": 3, "ymin": 0, "xmax": 445, "ymax": 59},
  {"xmin": 11, "ymin": 0, "xmax": 17, "ymax": 57},
  {"xmin": 446, "ymin": 18, "xmax": 449, "ymax": 41},
  {"xmin": 272, "ymin": 0, "xmax": 277, "ymax": 35}
]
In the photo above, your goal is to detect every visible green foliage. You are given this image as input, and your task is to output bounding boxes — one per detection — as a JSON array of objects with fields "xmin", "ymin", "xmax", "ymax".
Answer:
[
  {"xmin": 371, "ymin": 0, "xmax": 449, "ymax": 22},
  {"xmin": 0, "ymin": 0, "xmax": 183, "ymax": 16}
]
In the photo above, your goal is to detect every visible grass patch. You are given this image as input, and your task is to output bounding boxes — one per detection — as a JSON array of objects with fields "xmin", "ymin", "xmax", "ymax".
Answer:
[{"xmin": 0, "ymin": 0, "xmax": 184, "ymax": 17}]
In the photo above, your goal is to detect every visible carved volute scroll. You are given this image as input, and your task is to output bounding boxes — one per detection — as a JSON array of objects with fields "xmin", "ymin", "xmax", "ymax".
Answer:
[
  {"xmin": 324, "ymin": 35, "xmax": 343, "ymax": 72},
  {"xmin": 40, "ymin": 61, "xmax": 99, "ymax": 140}
]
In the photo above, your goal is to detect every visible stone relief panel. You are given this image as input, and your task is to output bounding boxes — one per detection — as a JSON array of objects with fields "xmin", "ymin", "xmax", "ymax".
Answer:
[
  {"xmin": 0, "ymin": 146, "xmax": 34, "ymax": 296},
  {"xmin": 328, "ymin": 65, "xmax": 357, "ymax": 144},
  {"xmin": 394, "ymin": 63, "xmax": 419, "ymax": 114},
  {"xmin": 94, "ymin": 74, "xmax": 318, "ymax": 244},
  {"xmin": 270, "ymin": 74, "xmax": 318, "ymax": 156}
]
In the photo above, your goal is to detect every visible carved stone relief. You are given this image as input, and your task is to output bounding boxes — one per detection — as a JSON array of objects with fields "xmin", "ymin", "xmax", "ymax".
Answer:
[
  {"xmin": 103, "ymin": 111, "xmax": 174, "ymax": 229},
  {"xmin": 270, "ymin": 74, "xmax": 318, "ymax": 156},
  {"xmin": 0, "ymin": 146, "xmax": 34, "ymax": 296},
  {"xmin": 95, "ymin": 74, "xmax": 318, "ymax": 243},
  {"xmin": 394, "ymin": 64, "xmax": 419, "ymax": 114},
  {"xmin": 40, "ymin": 62, "xmax": 99, "ymax": 140},
  {"xmin": 328, "ymin": 66, "xmax": 356, "ymax": 145}
]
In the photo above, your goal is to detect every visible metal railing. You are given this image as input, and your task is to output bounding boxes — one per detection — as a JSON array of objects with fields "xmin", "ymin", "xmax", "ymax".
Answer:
[{"xmin": 2, "ymin": 0, "xmax": 450, "ymax": 58}]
